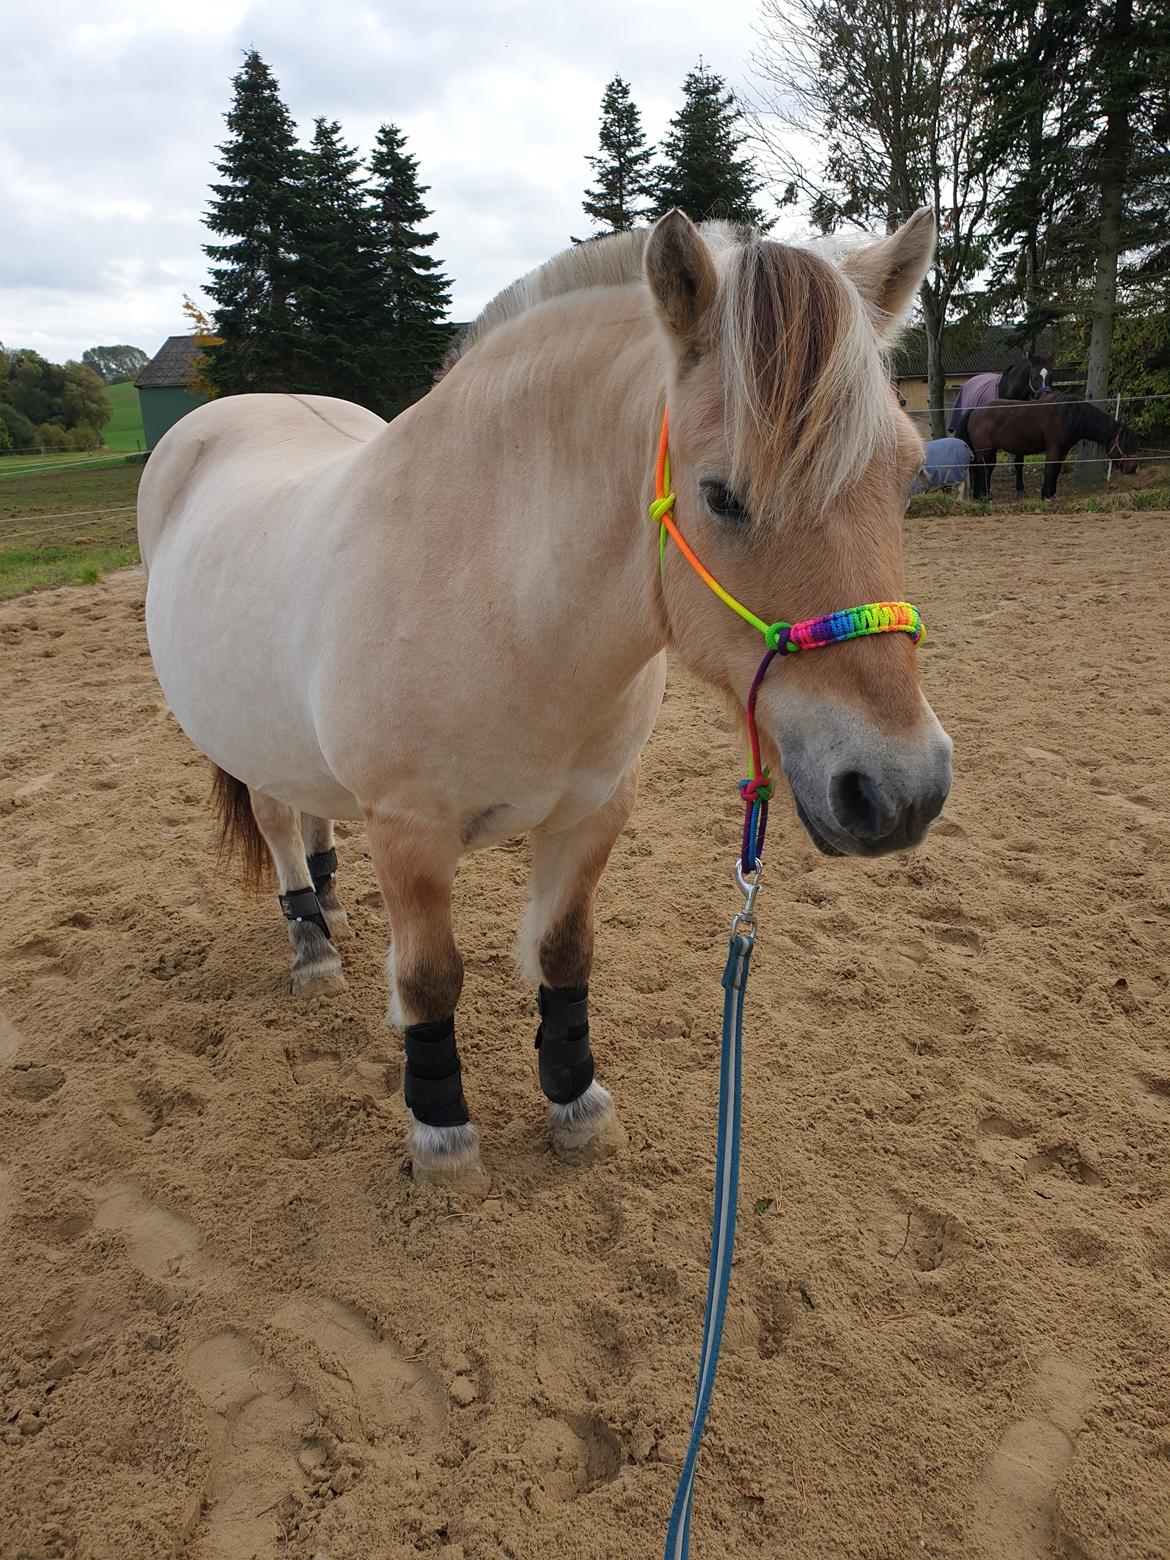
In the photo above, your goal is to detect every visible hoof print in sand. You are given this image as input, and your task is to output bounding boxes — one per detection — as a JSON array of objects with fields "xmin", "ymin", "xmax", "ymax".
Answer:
[
  {"xmin": 271, "ymin": 1294, "xmax": 445, "ymax": 1446},
  {"xmin": 1025, "ymin": 1145, "xmax": 1103, "ymax": 1191},
  {"xmin": 93, "ymin": 1182, "xmax": 209, "ymax": 1289},
  {"xmin": 972, "ymin": 1355, "xmax": 1090, "ymax": 1558},
  {"xmin": 185, "ymin": 1330, "xmax": 317, "ymax": 1560},
  {"xmin": 521, "ymin": 1411, "xmax": 621, "ymax": 1503}
]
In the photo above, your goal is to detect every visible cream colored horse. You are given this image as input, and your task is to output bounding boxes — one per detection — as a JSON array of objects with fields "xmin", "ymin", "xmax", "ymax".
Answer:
[{"xmin": 138, "ymin": 209, "xmax": 951, "ymax": 1178}]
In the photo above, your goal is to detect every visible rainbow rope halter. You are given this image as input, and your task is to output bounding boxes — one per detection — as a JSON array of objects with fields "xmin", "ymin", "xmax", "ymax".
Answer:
[{"xmin": 649, "ymin": 407, "xmax": 925, "ymax": 878}]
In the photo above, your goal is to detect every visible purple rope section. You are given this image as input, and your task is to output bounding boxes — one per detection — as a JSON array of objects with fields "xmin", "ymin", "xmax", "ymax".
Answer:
[{"xmin": 738, "ymin": 646, "xmax": 777, "ymax": 874}]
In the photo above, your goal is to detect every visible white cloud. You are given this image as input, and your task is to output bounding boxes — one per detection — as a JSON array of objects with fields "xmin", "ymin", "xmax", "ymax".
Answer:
[{"xmin": 0, "ymin": 0, "xmax": 802, "ymax": 362}]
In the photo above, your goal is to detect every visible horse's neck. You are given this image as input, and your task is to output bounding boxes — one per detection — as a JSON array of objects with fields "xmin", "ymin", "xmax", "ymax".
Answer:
[{"xmin": 376, "ymin": 291, "xmax": 669, "ymax": 675}]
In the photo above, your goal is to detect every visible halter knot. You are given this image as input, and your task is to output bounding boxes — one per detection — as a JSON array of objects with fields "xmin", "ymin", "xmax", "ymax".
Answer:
[
  {"xmin": 763, "ymin": 622, "xmax": 792, "ymax": 653},
  {"xmin": 738, "ymin": 774, "xmax": 774, "ymax": 804}
]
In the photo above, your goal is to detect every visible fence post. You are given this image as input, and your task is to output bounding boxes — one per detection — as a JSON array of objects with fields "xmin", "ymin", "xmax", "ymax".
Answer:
[{"xmin": 1105, "ymin": 393, "xmax": 1121, "ymax": 483}]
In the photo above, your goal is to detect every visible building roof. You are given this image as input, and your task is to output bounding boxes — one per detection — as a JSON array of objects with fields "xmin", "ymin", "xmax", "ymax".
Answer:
[
  {"xmin": 135, "ymin": 335, "xmax": 206, "ymax": 389},
  {"xmin": 894, "ymin": 324, "xmax": 1073, "ymax": 380}
]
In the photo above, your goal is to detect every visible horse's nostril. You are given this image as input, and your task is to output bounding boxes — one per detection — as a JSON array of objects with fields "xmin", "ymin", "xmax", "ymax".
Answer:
[{"xmin": 829, "ymin": 769, "xmax": 897, "ymax": 841}]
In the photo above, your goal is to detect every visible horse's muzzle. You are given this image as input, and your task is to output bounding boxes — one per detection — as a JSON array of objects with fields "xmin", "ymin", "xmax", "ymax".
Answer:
[{"xmin": 779, "ymin": 707, "xmax": 953, "ymax": 858}]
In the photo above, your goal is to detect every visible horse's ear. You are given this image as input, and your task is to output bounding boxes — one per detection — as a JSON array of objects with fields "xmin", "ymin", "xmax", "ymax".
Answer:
[
  {"xmin": 645, "ymin": 209, "xmax": 719, "ymax": 356},
  {"xmin": 840, "ymin": 207, "xmax": 936, "ymax": 344}
]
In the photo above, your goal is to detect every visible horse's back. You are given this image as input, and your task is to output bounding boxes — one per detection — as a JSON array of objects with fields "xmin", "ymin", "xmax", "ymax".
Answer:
[
  {"xmin": 965, "ymin": 397, "xmax": 1051, "ymax": 457},
  {"xmin": 137, "ymin": 393, "xmax": 385, "ymax": 568}
]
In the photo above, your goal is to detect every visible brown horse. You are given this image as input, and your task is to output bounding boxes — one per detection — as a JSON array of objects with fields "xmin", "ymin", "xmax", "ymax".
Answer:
[
  {"xmin": 137, "ymin": 209, "xmax": 952, "ymax": 1180},
  {"xmin": 957, "ymin": 397, "xmax": 1139, "ymax": 500}
]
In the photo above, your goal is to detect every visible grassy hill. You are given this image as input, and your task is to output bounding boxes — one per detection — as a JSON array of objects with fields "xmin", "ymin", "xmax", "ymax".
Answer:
[{"xmin": 101, "ymin": 380, "xmax": 146, "ymax": 453}]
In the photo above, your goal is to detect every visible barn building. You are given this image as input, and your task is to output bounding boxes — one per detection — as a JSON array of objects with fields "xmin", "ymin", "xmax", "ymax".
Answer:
[
  {"xmin": 135, "ymin": 337, "xmax": 212, "ymax": 450},
  {"xmin": 894, "ymin": 325, "xmax": 1075, "ymax": 432}
]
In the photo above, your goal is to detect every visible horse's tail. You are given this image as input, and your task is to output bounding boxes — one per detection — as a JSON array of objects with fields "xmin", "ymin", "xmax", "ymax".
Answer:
[
  {"xmin": 210, "ymin": 766, "xmax": 270, "ymax": 891},
  {"xmin": 953, "ymin": 409, "xmax": 972, "ymax": 449}
]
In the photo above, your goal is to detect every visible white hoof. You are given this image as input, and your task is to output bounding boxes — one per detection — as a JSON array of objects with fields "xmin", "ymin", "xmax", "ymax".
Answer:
[
  {"xmin": 292, "ymin": 968, "xmax": 347, "ymax": 1000},
  {"xmin": 408, "ymin": 1116, "xmax": 483, "ymax": 1183},
  {"xmin": 290, "ymin": 922, "xmax": 345, "ymax": 997},
  {"xmin": 549, "ymin": 1082, "xmax": 627, "ymax": 1164}
]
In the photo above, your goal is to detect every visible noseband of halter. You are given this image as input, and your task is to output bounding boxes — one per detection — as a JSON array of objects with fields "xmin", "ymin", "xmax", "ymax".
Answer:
[{"xmin": 649, "ymin": 406, "xmax": 925, "ymax": 873}]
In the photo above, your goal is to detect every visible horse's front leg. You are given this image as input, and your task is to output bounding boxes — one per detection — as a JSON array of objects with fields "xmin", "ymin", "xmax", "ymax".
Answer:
[
  {"xmin": 1014, "ymin": 456, "xmax": 1026, "ymax": 495},
  {"xmin": 364, "ymin": 810, "xmax": 478, "ymax": 1180},
  {"xmin": 518, "ymin": 765, "xmax": 637, "ymax": 1162},
  {"xmin": 1042, "ymin": 446, "xmax": 1066, "ymax": 501}
]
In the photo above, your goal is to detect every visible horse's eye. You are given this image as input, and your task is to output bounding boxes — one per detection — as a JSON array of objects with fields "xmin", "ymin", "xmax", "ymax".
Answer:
[{"xmin": 701, "ymin": 480, "xmax": 749, "ymax": 524}]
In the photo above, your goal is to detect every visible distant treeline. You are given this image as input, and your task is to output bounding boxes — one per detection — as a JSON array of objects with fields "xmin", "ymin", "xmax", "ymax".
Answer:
[{"xmin": 0, "ymin": 347, "xmax": 109, "ymax": 453}]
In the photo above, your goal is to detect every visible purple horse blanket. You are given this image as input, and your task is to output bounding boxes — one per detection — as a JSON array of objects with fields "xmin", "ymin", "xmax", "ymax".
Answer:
[{"xmin": 947, "ymin": 371, "xmax": 1001, "ymax": 432}]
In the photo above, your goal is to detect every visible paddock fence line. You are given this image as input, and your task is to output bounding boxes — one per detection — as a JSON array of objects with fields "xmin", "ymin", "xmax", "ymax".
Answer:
[
  {"xmin": 0, "ymin": 508, "xmax": 139, "ymax": 547},
  {"xmin": 0, "ymin": 452, "xmax": 144, "ymax": 481},
  {"xmin": 905, "ymin": 390, "xmax": 1170, "ymax": 415}
]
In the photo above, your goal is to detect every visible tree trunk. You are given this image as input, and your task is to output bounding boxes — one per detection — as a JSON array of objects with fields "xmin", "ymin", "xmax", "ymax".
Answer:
[
  {"xmin": 922, "ymin": 294, "xmax": 947, "ymax": 439},
  {"xmin": 1077, "ymin": 0, "xmax": 1133, "ymax": 487}
]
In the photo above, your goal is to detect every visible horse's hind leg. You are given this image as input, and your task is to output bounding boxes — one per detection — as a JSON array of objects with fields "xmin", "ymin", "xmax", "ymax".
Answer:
[
  {"xmin": 518, "ymin": 765, "xmax": 637, "ymax": 1162},
  {"xmin": 249, "ymin": 790, "xmax": 346, "ymax": 998},
  {"xmin": 300, "ymin": 813, "xmax": 349, "ymax": 939},
  {"xmin": 364, "ymin": 810, "xmax": 479, "ymax": 1180}
]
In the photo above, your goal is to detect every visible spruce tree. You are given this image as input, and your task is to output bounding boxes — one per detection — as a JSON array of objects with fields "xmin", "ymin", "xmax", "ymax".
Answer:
[
  {"xmin": 293, "ymin": 118, "xmax": 385, "ymax": 406},
  {"xmin": 970, "ymin": 0, "xmax": 1169, "ymax": 429},
  {"xmin": 654, "ymin": 63, "xmax": 770, "ymax": 227},
  {"xmin": 367, "ymin": 124, "xmax": 452, "ymax": 414},
  {"xmin": 579, "ymin": 76, "xmax": 657, "ymax": 235},
  {"xmin": 203, "ymin": 51, "xmax": 306, "ymax": 394}
]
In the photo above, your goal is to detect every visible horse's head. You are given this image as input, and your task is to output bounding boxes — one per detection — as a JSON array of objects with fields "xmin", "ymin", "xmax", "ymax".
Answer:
[
  {"xmin": 1109, "ymin": 422, "xmax": 1140, "ymax": 475},
  {"xmin": 644, "ymin": 209, "xmax": 951, "ymax": 857},
  {"xmin": 999, "ymin": 354, "xmax": 1053, "ymax": 399},
  {"xmin": 1028, "ymin": 355, "xmax": 1053, "ymax": 395}
]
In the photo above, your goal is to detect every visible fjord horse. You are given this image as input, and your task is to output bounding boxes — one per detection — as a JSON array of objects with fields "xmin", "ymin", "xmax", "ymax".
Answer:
[{"xmin": 137, "ymin": 210, "xmax": 952, "ymax": 1179}]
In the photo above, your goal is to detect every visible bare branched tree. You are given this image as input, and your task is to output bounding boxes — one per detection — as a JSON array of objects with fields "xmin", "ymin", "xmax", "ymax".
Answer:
[{"xmin": 748, "ymin": 0, "xmax": 997, "ymax": 434}]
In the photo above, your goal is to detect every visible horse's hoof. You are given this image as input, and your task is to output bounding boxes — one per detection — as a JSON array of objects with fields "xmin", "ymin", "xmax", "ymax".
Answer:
[
  {"xmin": 323, "ymin": 908, "xmax": 352, "ymax": 942},
  {"xmin": 290, "ymin": 922, "xmax": 345, "ymax": 996},
  {"xmin": 292, "ymin": 969, "xmax": 347, "ymax": 999},
  {"xmin": 408, "ymin": 1117, "xmax": 485, "ymax": 1186},
  {"xmin": 549, "ymin": 1082, "xmax": 627, "ymax": 1165}
]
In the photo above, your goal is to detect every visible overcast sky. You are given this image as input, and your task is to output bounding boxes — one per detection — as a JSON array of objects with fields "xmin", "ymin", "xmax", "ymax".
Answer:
[{"xmin": 0, "ymin": 0, "xmax": 811, "ymax": 365}]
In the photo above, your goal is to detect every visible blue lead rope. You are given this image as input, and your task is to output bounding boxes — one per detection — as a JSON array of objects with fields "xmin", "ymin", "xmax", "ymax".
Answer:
[{"xmin": 664, "ymin": 929, "xmax": 753, "ymax": 1559}]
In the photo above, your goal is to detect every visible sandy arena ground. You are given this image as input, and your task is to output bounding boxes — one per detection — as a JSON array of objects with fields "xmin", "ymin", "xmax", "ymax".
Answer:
[{"xmin": 1, "ymin": 511, "xmax": 1168, "ymax": 1560}]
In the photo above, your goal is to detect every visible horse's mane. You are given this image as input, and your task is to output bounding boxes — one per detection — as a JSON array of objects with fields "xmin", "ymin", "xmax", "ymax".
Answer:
[
  {"xmin": 443, "ymin": 228, "xmax": 653, "ymax": 370},
  {"xmin": 445, "ymin": 222, "xmax": 897, "ymax": 520},
  {"xmin": 1060, "ymin": 397, "xmax": 1132, "ymax": 449}
]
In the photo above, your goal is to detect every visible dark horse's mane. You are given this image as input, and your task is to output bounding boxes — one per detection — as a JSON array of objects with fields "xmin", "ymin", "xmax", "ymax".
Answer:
[{"xmin": 1059, "ymin": 397, "xmax": 1134, "ymax": 449}]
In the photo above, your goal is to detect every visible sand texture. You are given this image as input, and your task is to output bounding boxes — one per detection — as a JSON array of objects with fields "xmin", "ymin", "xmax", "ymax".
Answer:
[{"xmin": 1, "ymin": 511, "xmax": 1169, "ymax": 1560}]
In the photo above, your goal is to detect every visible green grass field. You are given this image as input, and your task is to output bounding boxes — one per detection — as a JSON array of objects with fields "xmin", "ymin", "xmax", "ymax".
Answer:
[
  {"xmin": 0, "ymin": 381, "xmax": 144, "ymax": 476},
  {"xmin": 100, "ymin": 379, "xmax": 146, "ymax": 452},
  {"xmin": 0, "ymin": 460, "xmax": 143, "ymax": 599}
]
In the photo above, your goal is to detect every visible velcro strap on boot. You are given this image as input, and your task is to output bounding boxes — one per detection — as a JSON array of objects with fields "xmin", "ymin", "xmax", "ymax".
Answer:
[
  {"xmin": 404, "ymin": 1016, "xmax": 470, "ymax": 1127},
  {"xmin": 278, "ymin": 887, "xmax": 332, "ymax": 941},
  {"xmin": 307, "ymin": 848, "xmax": 337, "ymax": 894},
  {"xmin": 535, "ymin": 984, "xmax": 593, "ymax": 1105}
]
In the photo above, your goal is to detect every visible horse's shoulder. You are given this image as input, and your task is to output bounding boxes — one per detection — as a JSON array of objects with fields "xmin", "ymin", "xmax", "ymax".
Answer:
[{"xmin": 179, "ymin": 393, "xmax": 385, "ymax": 448}]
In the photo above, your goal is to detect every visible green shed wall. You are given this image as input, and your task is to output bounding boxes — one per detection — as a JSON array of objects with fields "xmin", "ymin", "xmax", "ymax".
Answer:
[{"xmin": 138, "ymin": 387, "xmax": 211, "ymax": 450}]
